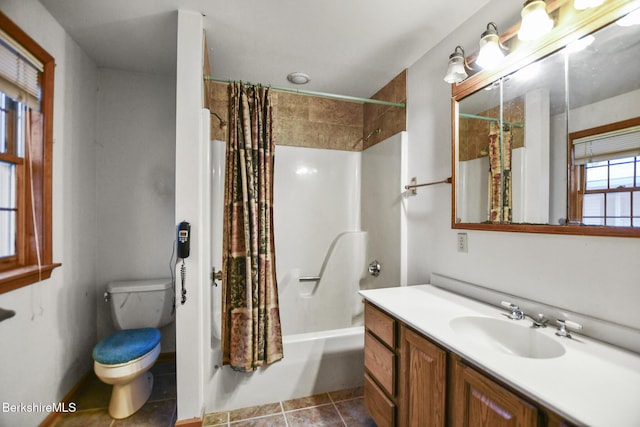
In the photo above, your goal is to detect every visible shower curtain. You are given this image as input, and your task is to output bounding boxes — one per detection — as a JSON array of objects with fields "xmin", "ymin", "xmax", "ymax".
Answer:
[
  {"xmin": 488, "ymin": 121, "xmax": 513, "ymax": 223},
  {"xmin": 221, "ymin": 82, "xmax": 283, "ymax": 372}
]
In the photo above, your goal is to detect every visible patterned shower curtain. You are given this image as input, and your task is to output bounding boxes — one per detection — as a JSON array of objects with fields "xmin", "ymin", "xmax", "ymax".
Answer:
[
  {"xmin": 221, "ymin": 82, "xmax": 283, "ymax": 372},
  {"xmin": 488, "ymin": 121, "xmax": 513, "ymax": 223}
]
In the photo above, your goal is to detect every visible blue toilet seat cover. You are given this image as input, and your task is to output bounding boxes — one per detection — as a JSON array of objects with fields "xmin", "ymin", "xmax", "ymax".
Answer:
[{"xmin": 93, "ymin": 328, "xmax": 161, "ymax": 365}]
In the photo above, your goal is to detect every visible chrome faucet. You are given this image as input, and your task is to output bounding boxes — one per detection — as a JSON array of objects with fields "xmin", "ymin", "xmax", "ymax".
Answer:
[
  {"xmin": 524, "ymin": 313, "xmax": 549, "ymax": 328},
  {"xmin": 501, "ymin": 301, "xmax": 525, "ymax": 320}
]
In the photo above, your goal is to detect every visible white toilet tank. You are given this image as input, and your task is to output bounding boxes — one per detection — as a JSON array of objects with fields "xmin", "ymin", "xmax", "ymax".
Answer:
[{"xmin": 106, "ymin": 279, "xmax": 175, "ymax": 330}]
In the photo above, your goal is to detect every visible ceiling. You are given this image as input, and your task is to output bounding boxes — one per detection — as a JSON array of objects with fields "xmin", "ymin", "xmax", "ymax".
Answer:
[{"xmin": 38, "ymin": 0, "xmax": 490, "ymax": 98}]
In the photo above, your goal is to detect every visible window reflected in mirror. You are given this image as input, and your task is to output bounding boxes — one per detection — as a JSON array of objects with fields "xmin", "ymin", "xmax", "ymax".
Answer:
[
  {"xmin": 453, "ymin": 2, "xmax": 640, "ymax": 236},
  {"xmin": 568, "ymin": 118, "xmax": 640, "ymax": 227}
]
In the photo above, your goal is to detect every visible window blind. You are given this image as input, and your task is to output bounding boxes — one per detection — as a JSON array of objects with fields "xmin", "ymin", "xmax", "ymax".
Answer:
[
  {"xmin": 573, "ymin": 125, "xmax": 640, "ymax": 165},
  {"xmin": 0, "ymin": 28, "xmax": 42, "ymax": 111}
]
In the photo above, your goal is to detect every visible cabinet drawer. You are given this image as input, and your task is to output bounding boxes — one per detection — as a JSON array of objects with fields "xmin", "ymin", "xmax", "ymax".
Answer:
[
  {"xmin": 364, "ymin": 373, "xmax": 395, "ymax": 427},
  {"xmin": 365, "ymin": 302, "xmax": 396, "ymax": 348},
  {"xmin": 365, "ymin": 331, "xmax": 396, "ymax": 396}
]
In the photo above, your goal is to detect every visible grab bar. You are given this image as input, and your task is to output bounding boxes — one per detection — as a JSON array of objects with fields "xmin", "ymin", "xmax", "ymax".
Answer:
[
  {"xmin": 299, "ymin": 276, "xmax": 320, "ymax": 282},
  {"xmin": 0, "ymin": 307, "xmax": 16, "ymax": 322}
]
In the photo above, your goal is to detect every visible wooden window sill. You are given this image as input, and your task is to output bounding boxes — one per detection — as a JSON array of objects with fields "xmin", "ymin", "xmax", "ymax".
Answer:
[{"xmin": 0, "ymin": 263, "xmax": 62, "ymax": 294}]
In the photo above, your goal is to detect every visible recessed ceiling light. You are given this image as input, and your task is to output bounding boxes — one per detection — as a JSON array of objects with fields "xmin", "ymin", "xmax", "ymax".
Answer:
[{"xmin": 287, "ymin": 72, "xmax": 311, "ymax": 85}]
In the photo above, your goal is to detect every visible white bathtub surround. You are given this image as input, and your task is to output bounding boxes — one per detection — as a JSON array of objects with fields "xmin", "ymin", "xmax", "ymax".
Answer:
[
  {"xmin": 273, "ymin": 145, "xmax": 363, "ymax": 336},
  {"xmin": 204, "ymin": 133, "xmax": 409, "ymax": 414},
  {"xmin": 206, "ymin": 326, "xmax": 364, "ymax": 413},
  {"xmin": 359, "ymin": 284, "xmax": 640, "ymax": 427},
  {"xmin": 279, "ymin": 231, "xmax": 367, "ymax": 335},
  {"xmin": 361, "ymin": 131, "xmax": 409, "ymax": 290}
]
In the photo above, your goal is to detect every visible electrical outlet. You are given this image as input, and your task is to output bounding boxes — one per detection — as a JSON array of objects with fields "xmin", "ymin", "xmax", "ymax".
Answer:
[{"xmin": 457, "ymin": 233, "xmax": 468, "ymax": 253}]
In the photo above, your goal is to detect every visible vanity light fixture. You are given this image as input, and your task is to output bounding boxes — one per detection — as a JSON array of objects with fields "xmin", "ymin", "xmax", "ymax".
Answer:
[
  {"xmin": 518, "ymin": 0, "xmax": 554, "ymax": 41},
  {"xmin": 476, "ymin": 22, "xmax": 505, "ymax": 69},
  {"xmin": 573, "ymin": 0, "xmax": 604, "ymax": 10},
  {"xmin": 443, "ymin": 46, "xmax": 469, "ymax": 84}
]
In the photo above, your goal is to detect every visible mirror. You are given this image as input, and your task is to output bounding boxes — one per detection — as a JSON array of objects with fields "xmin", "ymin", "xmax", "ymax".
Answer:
[{"xmin": 453, "ymin": 1, "xmax": 640, "ymax": 236}]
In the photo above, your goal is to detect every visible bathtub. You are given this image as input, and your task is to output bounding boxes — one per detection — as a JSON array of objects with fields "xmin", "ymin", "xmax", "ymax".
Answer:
[
  {"xmin": 205, "ymin": 140, "xmax": 366, "ymax": 413},
  {"xmin": 205, "ymin": 325, "xmax": 364, "ymax": 413}
]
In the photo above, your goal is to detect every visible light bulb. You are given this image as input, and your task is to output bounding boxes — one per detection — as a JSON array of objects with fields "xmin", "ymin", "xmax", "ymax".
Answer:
[
  {"xmin": 518, "ymin": 0, "xmax": 554, "ymax": 41},
  {"xmin": 477, "ymin": 33, "xmax": 504, "ymax": 69}
]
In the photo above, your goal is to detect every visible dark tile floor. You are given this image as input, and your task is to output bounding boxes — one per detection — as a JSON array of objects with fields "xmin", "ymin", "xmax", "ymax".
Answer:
[
  {"xmin": 51, "ymin": 357, "xmax": 177, "ymax": 427},
  {"xmin": 203, "ymin": 387, "xmax": 376, "ymax": 427},
  {"xmin": 51, "ymin": 356, "xmax": 375, "ymax": 427}
]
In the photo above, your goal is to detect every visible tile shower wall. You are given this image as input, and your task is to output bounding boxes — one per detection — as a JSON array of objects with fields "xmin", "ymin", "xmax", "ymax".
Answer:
[
  {"xmin": 363, "ymin": 70, "xmax": 407, "ymax": 149},
  {"xmin": 204, "ymin": 69, "xmax": 406, "ymax": 152},
  {"xmin": 205, "ymin": 81, "xmax": 363, "ymax": 151}
]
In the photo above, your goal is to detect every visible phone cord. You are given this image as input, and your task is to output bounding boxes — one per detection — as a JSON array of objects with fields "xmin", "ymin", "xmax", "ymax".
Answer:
[{"xmin": 180, "ymin": 260, "xmax": 187, "ymax": 305}]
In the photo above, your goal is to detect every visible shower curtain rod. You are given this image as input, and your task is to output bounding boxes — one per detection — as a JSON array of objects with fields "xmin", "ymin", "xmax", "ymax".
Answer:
[
  {"xmin": 204, "ymin": 76, "xmax": 406, "ymax": 108},
  {"xmin": 459, "ymin": 113, "xmax": 523, "ymax": 128}
]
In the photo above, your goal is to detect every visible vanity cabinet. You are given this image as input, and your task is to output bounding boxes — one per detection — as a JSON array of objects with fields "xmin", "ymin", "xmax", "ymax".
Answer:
[
  {"xmin": 449, "ymin": 354, "xmax": 538, "ymax": 427},
  {"xmin": 364, "ymin": 301, "xmax": 447, "ymax": 427},
  {"xmin": 364, "ymin": 301, "xmax": 397, "ymax": 427},
  {"xmin": 364, "ymin": 301, "xmax": 575, "ymax": 427},
  {"xmin": 398, "ymin": 325, "xmax": 446, "ymax": 426}
]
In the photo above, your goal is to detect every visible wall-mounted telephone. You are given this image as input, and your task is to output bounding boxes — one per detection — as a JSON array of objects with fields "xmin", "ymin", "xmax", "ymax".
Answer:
[
  {"xmin": 177, "ymin": 221, "xmax": 190, "ymax": 259},
  {"xmin": 177, "ymin": 221, "xmax": 190, "ymax": 305}
]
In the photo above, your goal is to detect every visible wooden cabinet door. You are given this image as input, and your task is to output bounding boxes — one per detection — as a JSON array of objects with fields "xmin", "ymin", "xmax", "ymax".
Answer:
[
  {"xmin": 398, "ymin": 325, "xmax": 447, "ymax": 427},
  {"xmin": 450, "ymin": 356, "xmax": 538, "ymax": 427}
]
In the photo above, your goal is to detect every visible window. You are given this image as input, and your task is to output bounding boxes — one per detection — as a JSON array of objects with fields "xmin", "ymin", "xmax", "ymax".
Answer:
[
  {"xmin": 0, "ymin": 12, "xmax": 59, "ymax": 293},
  {"xmin": 569, "ymin": 117, "xmax": 640, "ymax": 228}
]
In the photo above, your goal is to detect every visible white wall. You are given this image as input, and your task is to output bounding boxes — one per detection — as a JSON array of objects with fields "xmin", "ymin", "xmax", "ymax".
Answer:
[
  {"xmin": 95, "ymin": 69, "xmax": 176, "ymax": 352},
  {"xmin": 406, "ymin": 0, "xmax": 640, "ymax": 334},
  {"xmin": 0, "ymin": 0, "xmax": 98, "ymax": 425},
  {"xmin": 174, "ymin": 10, "xmax": 207, "ymax": 422}
]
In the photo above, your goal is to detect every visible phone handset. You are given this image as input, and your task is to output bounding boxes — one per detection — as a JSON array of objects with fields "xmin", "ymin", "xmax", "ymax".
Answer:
[
  {"xmin": 177, "ymin": 221, "xmax": 190, "ymax": 304},
  {"xmin": 177, "ymin": 221, "xmax": 190, "ymax": 258}
]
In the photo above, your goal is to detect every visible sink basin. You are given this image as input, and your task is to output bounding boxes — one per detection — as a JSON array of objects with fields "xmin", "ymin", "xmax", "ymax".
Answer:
[{"xmin": 449, "ymin": 316, "xmax": 566, "ymax": 359}]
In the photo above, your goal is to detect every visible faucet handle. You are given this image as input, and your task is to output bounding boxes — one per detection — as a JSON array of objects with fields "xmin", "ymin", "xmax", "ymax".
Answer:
[
  {"xmin": 501, "ymin": 301, "xmax": 524, "ymax": 320},
  {"xmin": 555, "ymin": 319, "xmax": 583, "ymax": 338}
]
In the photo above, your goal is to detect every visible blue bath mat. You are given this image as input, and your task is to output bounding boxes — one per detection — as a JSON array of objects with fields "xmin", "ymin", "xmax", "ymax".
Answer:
[{"xmin": 93, "ymin": 328, "xmax": 160, "ymax": 365}]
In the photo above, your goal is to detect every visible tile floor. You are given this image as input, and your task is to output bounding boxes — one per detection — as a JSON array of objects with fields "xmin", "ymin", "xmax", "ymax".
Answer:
[
  {"xmin": 51, "ymin": 357, "xmax": 177, "ymax": 427},
  {"xmin": 202, "ymin": 387, "xmax": 375, "ymax": 427},
  {"xmin": 51, "ymin": 355, "xmax": 375, "ymax": 427}
]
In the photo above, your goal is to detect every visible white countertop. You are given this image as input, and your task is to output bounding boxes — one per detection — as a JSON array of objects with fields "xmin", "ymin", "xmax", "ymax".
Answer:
[{"xmin": 359, "ymin": 285, "xmax": 640, "ymax": 427}]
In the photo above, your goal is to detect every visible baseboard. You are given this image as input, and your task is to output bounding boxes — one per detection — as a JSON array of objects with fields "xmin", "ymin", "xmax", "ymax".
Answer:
[
  {"xmin": 175, "ymin": 417, "xmax": 202, "ymax": 427},
  {"xmin": 38, "ymin": 370, "xmax": 92, "ymax": 427}
]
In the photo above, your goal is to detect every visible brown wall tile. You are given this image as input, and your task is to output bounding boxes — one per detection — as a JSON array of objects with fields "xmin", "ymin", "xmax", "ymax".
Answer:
[
  {"xmin": 458, "ymin": 96, "xmax": 524, "ymax": 161},
  {"xmin": 204, "ymin": 70, "xmax": 406, "ymax": 152},
  {"xmin": 363, "ymin": 70, "xmax": 407, "ymax": 148}
]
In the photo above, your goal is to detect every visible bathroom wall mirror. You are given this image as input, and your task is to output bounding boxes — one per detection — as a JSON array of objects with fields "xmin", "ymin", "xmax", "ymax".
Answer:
[{"xmin": 452, "ymin": 0, "xmax": 640, "ymax": 237}]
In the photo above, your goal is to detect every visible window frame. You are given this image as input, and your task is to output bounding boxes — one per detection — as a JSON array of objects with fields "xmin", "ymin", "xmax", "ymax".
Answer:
[
  {"xmin": 0, "ymin": 12, "xmax": 60, "ymax": 294},
  {"xmin": 568, "ymin": 116, "xmax": 640, "ymax": 228}
]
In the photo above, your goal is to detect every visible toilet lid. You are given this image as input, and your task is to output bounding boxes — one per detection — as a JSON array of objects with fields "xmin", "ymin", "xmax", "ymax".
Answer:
[{"xmin": 93, "ymin": 328, "xmax": 161, "ymax": 365}]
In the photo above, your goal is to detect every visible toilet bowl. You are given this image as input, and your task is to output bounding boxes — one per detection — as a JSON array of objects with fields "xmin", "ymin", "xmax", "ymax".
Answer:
[
  {"xmin": 93, "ymin": 328, "xmax": 161, "ymax": 419},
  {"xmin": 93, "ymin": 279, "xmax": 174, "ymax": 419}
]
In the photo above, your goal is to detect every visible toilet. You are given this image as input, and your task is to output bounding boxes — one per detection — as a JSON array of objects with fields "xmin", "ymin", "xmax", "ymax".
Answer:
[{"xmin": 93, "ymin": 279, "xmax": 174, "ymax": 419}]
